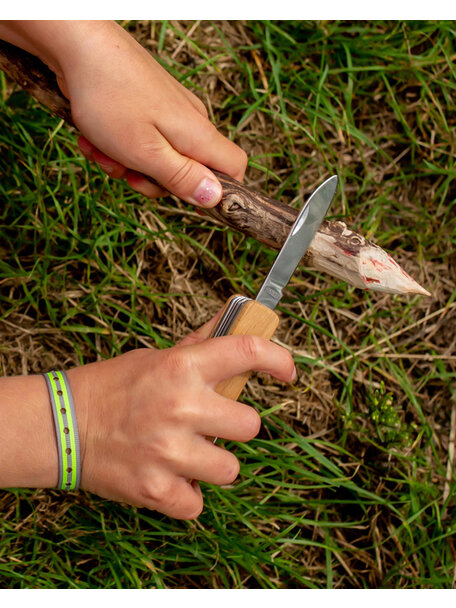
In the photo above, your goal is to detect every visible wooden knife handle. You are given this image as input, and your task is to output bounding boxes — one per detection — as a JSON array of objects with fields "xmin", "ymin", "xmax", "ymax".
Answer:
[{"xmin": 210, "ymin": 295, "xmax": 279, "ymax": 401}]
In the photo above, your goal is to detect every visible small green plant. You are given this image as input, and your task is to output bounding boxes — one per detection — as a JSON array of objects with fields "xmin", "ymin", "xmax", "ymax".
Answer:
[{"xmin": 368, "ymin": 382, "xmax": 415, "ymax": 447}]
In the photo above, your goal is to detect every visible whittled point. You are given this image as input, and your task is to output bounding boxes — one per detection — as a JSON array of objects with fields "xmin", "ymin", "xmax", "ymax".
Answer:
[
  {"xmin": 306, "ymin": 221, "xmax": 431, "ymax": 296},
  {"xmin": 359, "ymin": 246, "xmax": 431, "ymax": 296}
]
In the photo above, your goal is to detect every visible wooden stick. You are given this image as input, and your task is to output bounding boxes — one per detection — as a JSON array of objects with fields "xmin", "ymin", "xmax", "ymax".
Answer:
[
  {"xmin": 0, "ymin": 39, "xmax": 430, "ymax": 297},
  {"xmin": 0, "ymin": 39, "xmax": 72, "ymax": 124},
  {"xmin": 208, "ymin": 172, "xmax": 430, "ymax": 296}
]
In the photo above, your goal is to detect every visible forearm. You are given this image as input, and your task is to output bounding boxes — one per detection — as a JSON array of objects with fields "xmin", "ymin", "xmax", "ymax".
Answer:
[{"xmin": 0, "ymin": 374, "xmax": 58, "ymax": 488}]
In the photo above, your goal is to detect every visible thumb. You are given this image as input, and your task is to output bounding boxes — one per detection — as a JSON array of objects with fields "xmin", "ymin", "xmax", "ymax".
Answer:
[{"xmin": 139, "ymin": 135, "xmax": 223, "ymax": 208}]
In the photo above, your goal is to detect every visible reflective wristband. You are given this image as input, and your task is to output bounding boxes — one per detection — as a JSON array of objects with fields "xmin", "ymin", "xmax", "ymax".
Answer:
[{"xmin": 43, "ymin": 370, "xmax": 81, "ymax": 490}]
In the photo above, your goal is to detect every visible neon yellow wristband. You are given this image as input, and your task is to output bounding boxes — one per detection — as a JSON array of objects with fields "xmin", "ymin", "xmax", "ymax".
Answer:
[{"xmin": 43, "ymin": 371, "xmax": 81, "ymax": 490}]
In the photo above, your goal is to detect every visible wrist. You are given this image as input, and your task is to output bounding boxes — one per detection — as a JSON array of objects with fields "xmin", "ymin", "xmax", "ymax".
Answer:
[
  {"xmin": 0, "ymin": 375, "xmax": 58, "ymax": 488},
  {"xmin": 0, "ymin": 20, "xmax": 115, "ymax": 81}
]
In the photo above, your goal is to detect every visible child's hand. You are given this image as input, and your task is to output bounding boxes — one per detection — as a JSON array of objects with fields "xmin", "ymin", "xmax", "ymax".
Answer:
[
  {"xmin": 67, "ymin": 316, "xmax": 296, "ymax": 519},
  {"xmin": 59, "ymin": 21, "xmax": 246, "ymax": 206},
  {"xmin": 0, "ymin": 20, "xmax": 247, "ymax": 206}
]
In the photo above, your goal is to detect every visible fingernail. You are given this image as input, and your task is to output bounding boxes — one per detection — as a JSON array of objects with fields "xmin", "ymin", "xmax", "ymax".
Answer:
[
  {"xmin": 291, "ymin": 366, "xmax": 298, "ymax": 383},
  {"xmin": 192, "ymin": 177, "xmax": 222, "ymax": 207}
]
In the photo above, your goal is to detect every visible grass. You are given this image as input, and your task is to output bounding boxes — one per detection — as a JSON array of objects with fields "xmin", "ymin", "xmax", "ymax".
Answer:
[{"xmin": 0, "ymin": 20, "xmax": 455, "ymax": 588}]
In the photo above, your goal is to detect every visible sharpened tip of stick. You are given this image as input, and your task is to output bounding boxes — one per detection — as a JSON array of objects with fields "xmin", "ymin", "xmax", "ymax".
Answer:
[
  {"xmin": 410, "ymin": 284, "xmax": 432, "ymax": 297},
  {"xmin": 360, "ymin": 246, "xmax": 432, "ymax": 296}
]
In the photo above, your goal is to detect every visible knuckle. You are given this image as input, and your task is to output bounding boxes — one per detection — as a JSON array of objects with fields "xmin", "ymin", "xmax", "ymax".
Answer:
[
  {"xmin": 220, "ymin": 453, "xmax": 240, "ymax": 484},
  {"xmin": 131, "ymin": 139, "xmax": 167, "ymax": 167},
  {"xmin": 194, "ymin": 97, "xmax": 209, "ymax": 118},
  {"xmin": 243, "ymin": 408, "xmax": 262, "ymax": 440},
  {"xmin": 150, "ymin": 433, "xmax": 180, "ymax": 463},
  {"xmin": 166, "ymin": 158, "xmax": 196, "ymax": 190},
  {"xmin": 176, "ymin": 399, "xmax": 200, "ymax": 425},
  {"xmin": 181, "ymin": 497, "xmax": 204, "ymax": 520},
  {"xmin": 163, "ymin": 437, "xmax": 187, "ymax": 467},
  {"xmin": 146, "ymin": 479, "xmax": 203, "ymax": 520},
  {"xmin": 203, "ymin": 119, "xmax": 220, "ymax": 138},
  {"xmin": 163, "ymin": 348, "xmax": 193, "ymax": 380},
  {"xmin": 199, "ymin": 119, "xmax": 231, "ymax": 149},
  {"xmin": 237, "ymin": 334, "xmax": 262, "ymax": 363},
  {"xmin": 139, "ymin": 476, "xmax": 175, "ymax": 507}
]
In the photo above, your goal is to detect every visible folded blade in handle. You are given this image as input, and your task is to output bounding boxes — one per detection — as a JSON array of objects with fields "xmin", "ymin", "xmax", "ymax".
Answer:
[{"xmin": 212, "ymin": 295, "xmax": 250, "ymax": 338}]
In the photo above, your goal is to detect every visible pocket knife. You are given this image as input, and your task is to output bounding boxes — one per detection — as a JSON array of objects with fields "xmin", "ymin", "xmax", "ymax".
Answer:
[{"xmin": 210, "ymin": 175, "xmax": 338, "ymax": 401}]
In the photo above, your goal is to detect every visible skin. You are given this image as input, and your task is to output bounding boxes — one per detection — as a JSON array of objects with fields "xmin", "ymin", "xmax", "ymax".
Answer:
[
  {"xmin": 0, "ymin": 21, "xmax": 296, "ymax": 519},
  {"xmin": 0, "ymin": 20, "xmax": 248, "ymax": 205},
  {"xmin": 0, "ymin": 316, "xmax": 296, "ymax": 519}
]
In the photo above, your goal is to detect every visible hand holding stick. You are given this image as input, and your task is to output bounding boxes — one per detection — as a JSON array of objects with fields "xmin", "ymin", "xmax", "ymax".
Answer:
[{"xmin": 0, "ymin": 36, "xmax": 430, "ymax": 297}]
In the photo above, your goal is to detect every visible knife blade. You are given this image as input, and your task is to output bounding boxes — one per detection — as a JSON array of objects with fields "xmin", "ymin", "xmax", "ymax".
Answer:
[
  {"xmin": 210, "ymin": 175, "xmax": 338, "ymax": 402},
  {"xmin": 255, "ymin": 175, "xmax": 338, "ymax": 310}
]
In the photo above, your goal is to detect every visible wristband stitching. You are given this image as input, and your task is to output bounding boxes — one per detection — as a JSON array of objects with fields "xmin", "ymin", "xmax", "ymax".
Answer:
[{"xmin": 43, "ymin": 370, "xmax": 81, "ymax": 490}]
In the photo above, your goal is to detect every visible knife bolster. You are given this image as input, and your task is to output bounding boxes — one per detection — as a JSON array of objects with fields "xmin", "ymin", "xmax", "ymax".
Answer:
[{"xmin": 211, "ymin": 297, "xmax": 280, "ymax": 401}]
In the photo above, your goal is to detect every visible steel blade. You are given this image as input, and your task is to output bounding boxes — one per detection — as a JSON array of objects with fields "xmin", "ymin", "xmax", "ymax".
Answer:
[{"xmin": 255, "ymin": 175, "xmax": 338, "ymax": 310}]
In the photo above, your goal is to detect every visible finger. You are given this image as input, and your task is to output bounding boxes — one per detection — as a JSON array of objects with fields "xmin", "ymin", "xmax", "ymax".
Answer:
[
  {"xmin": 187, "ymin": 334, "xmax": 296, "ymax": 385},
  {"xmin": 193, "ymin": 392, "xmax": 261, "ymax": 442},
  {"xmin": 156, "ymin": 110, "xmax": 248, "ymax": 183},
  {"xmin": 175, "ymin": 436, "xmax": 241, "ymax": 486},
  {"xmin": 79, "ymin": 136, "xmax": 128, "ymax": 180},
  {"xmin": 178, "ymin": 309, "xmax": 224, "ymax": 347},
  {"xmin": 163, "ymin": 478, "xmax": 203, "ymax": 520},
  {"xmin": 78, "ymin": 135, "xmax": 95, "ymax": 161},
  {"xmin": 135, "ymin": 132, "xmax": 224, "ymax": 208},
  {"xmin": 126, "ymin": 170, "xmax": 168, "ymax": 198},
  {"xmin": 80, "ymin": 136, "xmax": 167, "ymax": 198},
  {"xmin": 141, "ymin": 474, "xmax": 203, "ymax": 520},
  {"xmin": 92, "ymin": 148, "xmax": 129, "ymax": 179}
]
